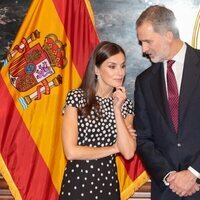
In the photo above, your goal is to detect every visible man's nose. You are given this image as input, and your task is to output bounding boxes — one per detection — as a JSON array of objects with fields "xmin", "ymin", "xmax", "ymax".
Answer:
[{"xmin": 142, "ymin": 43, "xmax": 149, "ymax": 54}]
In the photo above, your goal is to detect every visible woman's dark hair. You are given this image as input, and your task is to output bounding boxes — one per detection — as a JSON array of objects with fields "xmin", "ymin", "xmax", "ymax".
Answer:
[{"xmin": 79, "ymin": 41, "xmax": 126, "ymax": 116}]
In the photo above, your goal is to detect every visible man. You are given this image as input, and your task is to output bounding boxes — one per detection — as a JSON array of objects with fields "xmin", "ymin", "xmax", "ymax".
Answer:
[{"xmin": 134, "ymin": 5, "xmax": 200, "ymax": 200}]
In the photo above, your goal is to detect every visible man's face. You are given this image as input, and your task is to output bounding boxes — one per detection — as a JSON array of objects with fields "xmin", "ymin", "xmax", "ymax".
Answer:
[{"xmin": 136, "ymin": 21, "xmax": 170, "ymax": 63}]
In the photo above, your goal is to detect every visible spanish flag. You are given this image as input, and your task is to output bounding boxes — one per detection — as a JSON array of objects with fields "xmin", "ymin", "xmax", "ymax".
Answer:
[{"xmin": 0, "ymin": 0, "xmax": 148, "ymax": 199}]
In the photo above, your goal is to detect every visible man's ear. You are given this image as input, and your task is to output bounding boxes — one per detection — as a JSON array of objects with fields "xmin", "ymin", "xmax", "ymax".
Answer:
[{"xmin": 165, "ymin": 31, "xmax": 173, "ymax": 42}]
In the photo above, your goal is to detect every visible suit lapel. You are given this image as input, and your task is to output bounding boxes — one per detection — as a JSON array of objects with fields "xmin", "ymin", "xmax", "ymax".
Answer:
[
  {"xmin": 150, "ymin": 63, "xmax": 174, "ymax": 131},
  {"xmin": 179, "ymin": 45, "xmax": 200, "ymax": 124}
]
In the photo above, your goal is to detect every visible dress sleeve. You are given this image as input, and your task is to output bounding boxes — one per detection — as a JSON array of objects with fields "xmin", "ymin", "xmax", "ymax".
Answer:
[
  {"xmin": 121, "ymin": 98, "xmax": 134, "ymax": 118},
  {"xmin": 62, "ymin": 89, "xmax": 86, "ymax": 114}
]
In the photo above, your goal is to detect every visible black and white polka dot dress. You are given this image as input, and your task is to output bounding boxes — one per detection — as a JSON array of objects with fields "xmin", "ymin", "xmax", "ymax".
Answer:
[{"xmin": 59, "ymin": 89, "xmax": 133, "ymax": 200}]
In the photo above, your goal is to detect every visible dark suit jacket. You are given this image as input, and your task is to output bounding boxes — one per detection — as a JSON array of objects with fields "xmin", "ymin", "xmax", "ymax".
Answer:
[{"xmin": 134, "ymin": 44, "xmax": 200, "ymax": 200}]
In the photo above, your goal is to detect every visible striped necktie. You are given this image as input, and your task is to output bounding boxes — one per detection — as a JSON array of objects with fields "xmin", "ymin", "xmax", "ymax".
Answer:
[{"xmin": 167, "ymin": 60, "xmax": 179, "ymax": 132}]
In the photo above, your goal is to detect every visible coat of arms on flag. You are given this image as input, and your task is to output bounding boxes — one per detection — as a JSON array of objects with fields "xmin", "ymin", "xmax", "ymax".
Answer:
[{"xmin": 6, "ymin": 30, "xmax": 67, "ymax": 109}]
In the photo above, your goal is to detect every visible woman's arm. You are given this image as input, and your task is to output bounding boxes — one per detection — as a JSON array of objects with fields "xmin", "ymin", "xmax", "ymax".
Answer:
[
  {"xmin": 115, "ymin": 112, "xmax": 136, "ymax": 160},
  {"xmin": 113, "ymin": 87, "xmax": 136, "ymax": 160},
  {"xmin": 62, "ymin": 105, "xmax": 119, "ymax": 160}
]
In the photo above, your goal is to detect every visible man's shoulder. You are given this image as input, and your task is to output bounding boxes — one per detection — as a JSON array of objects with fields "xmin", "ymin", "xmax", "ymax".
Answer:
[
  {"xmin": 137, "ymin": 63, "xmax": 161, "ymax": 81},
  {"xmin": 186, "ymin": 43, "xmax": 200, "ymax": 55}
]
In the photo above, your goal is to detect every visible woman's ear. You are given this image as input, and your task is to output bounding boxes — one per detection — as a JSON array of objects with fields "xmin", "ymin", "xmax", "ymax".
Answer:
[{"xmin": 95, "ymin": 66, "xmax": 99, "ymax": 76}]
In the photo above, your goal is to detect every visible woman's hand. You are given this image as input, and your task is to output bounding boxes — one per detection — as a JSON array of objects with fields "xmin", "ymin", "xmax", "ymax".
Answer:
[
  {"xmin": 113, "ymin": 86, "xmax": 127, "ymax": 112},
  {"xmin": 112, "ymin": 142, "xmax": 120, "ymax": 154},
  {"xmin": 127, "ymin": 124, "xmax": 137, "ymax": 139}
]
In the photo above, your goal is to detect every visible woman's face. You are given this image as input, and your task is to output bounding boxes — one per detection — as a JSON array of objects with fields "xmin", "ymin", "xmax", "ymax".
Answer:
[{"xmin": 95, "ymin": 52, "xmax": 126, "ymax": 89}]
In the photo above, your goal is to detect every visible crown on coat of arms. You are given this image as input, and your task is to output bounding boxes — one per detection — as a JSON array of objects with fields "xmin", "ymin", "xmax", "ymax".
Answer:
[{"xmin": 43, "ymin": 34, "xmax": 67, "ymax": 69}]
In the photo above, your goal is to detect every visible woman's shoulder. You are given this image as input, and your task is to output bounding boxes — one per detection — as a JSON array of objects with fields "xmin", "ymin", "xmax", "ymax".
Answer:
[
  {"xmin": 65, "ymin": 88, "xmax": 86, "ymax": 108},
  {"xmin": 122, "ymin": 98, "xmax": 134, "ymax": 115},
  {"xmin": 67, "ymin": 88, "xmax": 85, "ymax": 97},
  {"xmin": 124, "ymin": 98, "xmax": 134, "ymax": 107}
]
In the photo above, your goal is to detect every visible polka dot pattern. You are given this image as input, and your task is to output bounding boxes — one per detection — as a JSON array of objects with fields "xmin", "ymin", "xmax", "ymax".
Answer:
[{"xmin": 59, "ymin": 89, "xmax": 133, "ymax": 200}]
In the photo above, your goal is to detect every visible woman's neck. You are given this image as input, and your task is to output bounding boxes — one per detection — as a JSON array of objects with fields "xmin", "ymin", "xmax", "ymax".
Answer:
[{"xmin": 96, "ymin": 84, "xmax": 113, "ymax": 98}]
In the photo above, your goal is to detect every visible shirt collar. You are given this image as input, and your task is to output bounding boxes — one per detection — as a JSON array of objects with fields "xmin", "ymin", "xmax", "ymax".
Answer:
[
  {"xmin": 164, "ymin": 42, "xmax": 186, "ymax": 65},
  {"xmin": 173, "ymin": 42, "xmax": 186, "ymax": 65}
]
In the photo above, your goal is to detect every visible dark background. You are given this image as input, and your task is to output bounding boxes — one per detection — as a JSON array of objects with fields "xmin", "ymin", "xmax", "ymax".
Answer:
[{"xmin": 0, "ymin": 0, "xmax": 31, "ymax": 67}]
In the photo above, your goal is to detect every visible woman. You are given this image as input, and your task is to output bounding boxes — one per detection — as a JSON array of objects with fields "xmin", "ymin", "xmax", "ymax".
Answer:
[{"xmin": 59, "ymin": 41, "xmax": 136, "ymax": 200}]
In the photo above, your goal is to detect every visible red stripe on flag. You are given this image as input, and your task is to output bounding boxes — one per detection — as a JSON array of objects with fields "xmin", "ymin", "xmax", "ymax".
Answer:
[
  {"xmin": 53, "ymin": 0, "xmax": 99, "ymax": 78},
  {"xmin": 119, "ymin": 154, "xmax": 146, "ymax": 181},
  {"xmin": 0, "ymin": 75, "xmax": 58, "ymax": 199}
]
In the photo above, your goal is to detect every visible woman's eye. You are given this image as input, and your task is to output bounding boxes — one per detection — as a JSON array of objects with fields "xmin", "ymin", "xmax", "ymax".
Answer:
[
  {"xmin": 122, "ymin": 64, "xmax": 126, "ymax": 68},
  {"xmin": 108, "ymin": 65, "xmax": 115, "ymax": 69}
]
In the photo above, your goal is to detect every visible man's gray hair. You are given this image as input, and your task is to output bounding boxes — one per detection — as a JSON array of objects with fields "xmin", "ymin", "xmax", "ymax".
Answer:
[{"xmin": 136, "ymin": 5, "xmax": 180, "ymax": 38}]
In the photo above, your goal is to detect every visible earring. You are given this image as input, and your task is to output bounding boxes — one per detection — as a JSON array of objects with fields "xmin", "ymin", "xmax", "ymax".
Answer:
[{"xmin": 96, "ymin": 75, "xmax": 101, "ymax": 80}]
